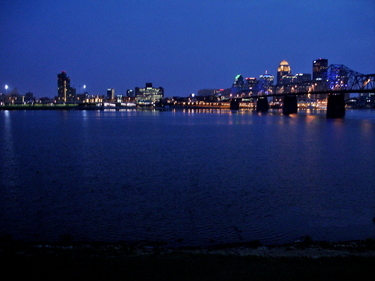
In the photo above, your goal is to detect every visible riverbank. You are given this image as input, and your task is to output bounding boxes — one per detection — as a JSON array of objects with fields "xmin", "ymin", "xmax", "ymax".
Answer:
[{"xmin": 2, "ymin": 238, "xmax": 375, "ymax": 280}]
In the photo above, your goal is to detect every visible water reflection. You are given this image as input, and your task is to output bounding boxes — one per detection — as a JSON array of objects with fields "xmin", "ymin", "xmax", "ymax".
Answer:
[{"xmin": 0, "ymin": 111, "xmax": 20, "ymax": 188}]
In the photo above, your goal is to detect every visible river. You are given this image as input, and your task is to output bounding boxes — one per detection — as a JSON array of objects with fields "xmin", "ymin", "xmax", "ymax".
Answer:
[{"xmin": 0, "ymin": 108, "xmax": 374, "ymax": 246}]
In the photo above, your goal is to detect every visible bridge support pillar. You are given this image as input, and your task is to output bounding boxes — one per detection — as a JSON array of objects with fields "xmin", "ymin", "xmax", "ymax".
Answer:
[
  {"xmin": 282, "ymin": 95, "xmax": 297, "ymax": 115},
  {"xmin": 256, "ymin": 97, "xmax": 269, "ymax": 112},
  {"xmin": 230, "ymin": 98, "xmax": 240, "ymax": 110},
  {"xmin": 327, "ymin": 93, "xmax": 345, "ymax": 118}
]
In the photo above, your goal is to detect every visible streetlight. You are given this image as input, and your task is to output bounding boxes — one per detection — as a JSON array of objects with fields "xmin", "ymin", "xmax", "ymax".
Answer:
[
  {"xmin": 5, "ymin": 84, "xmax": 8, "ymax": 95},
  {"xmin": 79, "ymin": 84, "xmax": 86, "ymax": 94}
]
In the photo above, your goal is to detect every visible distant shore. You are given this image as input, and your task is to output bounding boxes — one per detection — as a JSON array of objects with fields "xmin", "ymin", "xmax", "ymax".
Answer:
[
  {"xmin": 1, "ymin": 104, "xmax": 374, "ymax": 112},
  {"xmin": 0, "ymin": 104, "xmax": 230, "ymax": 110}
]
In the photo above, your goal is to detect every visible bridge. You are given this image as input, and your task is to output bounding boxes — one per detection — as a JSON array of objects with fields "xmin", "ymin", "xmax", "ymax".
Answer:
[{"xmin": 228, "ymin": 64, "xmax": 375, "ymax": 118}]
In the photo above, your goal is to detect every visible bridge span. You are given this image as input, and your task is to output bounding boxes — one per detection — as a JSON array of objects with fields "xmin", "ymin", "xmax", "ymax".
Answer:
[{"xmin": 228, "ymin": 70, "xmax": 375, "ymax": 118}]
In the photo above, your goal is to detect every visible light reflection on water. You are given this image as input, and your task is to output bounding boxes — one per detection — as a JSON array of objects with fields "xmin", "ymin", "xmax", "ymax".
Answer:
[{"xmin": 0, "ymin": 109, "xmax": 374, "ymax": 245}]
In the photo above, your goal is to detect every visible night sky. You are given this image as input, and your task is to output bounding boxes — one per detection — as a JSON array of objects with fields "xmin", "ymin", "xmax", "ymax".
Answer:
[{"xmin": 1, "ymin": 0, "xmax": 374, "ymax": 98}]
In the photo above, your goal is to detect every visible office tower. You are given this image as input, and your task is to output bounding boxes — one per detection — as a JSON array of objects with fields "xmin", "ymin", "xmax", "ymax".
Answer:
[
  {"xmin": 57, "ymin": 71, "xmax": 76, "ymax": 102},
  {"xmin": 258, "ymin": 71, "xmax": 274, "ymax": 94},
  {"xmin": 231, "ymin": 74, "xmax": 246, "ymax": 96},
  {"xmin": 246, "ymin": 77, "xmax": 257, "ymax": 89},
  {"xmin": 107, "ymin": 88, "xmax": 114, "ymax": 100},
  {"xmin": 313, "ymin": 58, "xmax": 328, "ymax": 81},
  {"xmin": 127, "ymin": 89, "xmax": 134, "ymax": 97},
  {"xmin": 277, "ymin": 60, "xmax": 291, "ymax": 84},
  {"xmin": 296, "ymin": 73, "xmax": 311, "ymax": 82},
  {"xmin": 233, "ymin": 74, "xmax": 245, "ymax": 88},
  {"xmin": 57, "ymin": 71, "xmax": 70, "ymax": 102},
  {"xmin": 259, "ymin": 71, "xmax": 274, "ymax": 87}
]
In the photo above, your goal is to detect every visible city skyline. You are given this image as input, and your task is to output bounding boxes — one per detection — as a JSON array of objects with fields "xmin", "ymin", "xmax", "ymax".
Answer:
[{"xmin": 1, "ymin": 0, "xmax": 374, "ymax": 98}]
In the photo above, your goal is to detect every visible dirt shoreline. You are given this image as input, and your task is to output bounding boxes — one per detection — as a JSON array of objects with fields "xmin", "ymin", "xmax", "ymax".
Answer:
[
  {"xmin": 2, "ymin": 237, "xmax": 375, "ymax": 258},
  {"xmin": 2, "ymin": 238, "xmax": 375, "ymax": 280}
]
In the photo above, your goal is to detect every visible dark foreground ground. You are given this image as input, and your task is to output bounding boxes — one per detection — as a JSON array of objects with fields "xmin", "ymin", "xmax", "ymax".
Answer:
[{"xmin": 1, "ymin": 238, "xmax": 375, "ymax": 280}]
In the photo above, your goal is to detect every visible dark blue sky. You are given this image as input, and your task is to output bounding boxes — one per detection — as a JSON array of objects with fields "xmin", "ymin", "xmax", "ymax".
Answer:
[{"xmin": 1, "ymin": 0, "xmax": 374, "ymax": 98}]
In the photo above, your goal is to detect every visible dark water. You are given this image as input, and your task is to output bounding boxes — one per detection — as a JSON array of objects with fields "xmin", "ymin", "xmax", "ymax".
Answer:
[{"xmin": 1, "ymin": 108, "xmax": 374, "ymax": 246}]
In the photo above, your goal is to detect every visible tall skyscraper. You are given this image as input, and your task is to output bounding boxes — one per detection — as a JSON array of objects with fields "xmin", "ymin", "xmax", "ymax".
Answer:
[
  {"xmin": 258, "ymin": 71, "xmax": 274, "ymax": 94},
  {"xmin": 107, "ymin": 88, "xmax": 115, "ymax": 100},
  {"xmin": 313, "ymin": 58, "xmax": 328, "ymax": 81},
  {"xmin": 57, "ymin": 71, "xmax": 76, "ymax": 102},
  {"xmin": 277, "ymin": 60, "xmax": 291, "ymax": 84},
  {"xmin": 233, "ymin": 74, "xmax": 245, "ymax": 88},
  {"xmin": 57, "ymin": 71, "xmax": 70, "ymax": 102},
  {"xmin": 245, "ymin": 77, "xmax": 257, "ymax": 89}
]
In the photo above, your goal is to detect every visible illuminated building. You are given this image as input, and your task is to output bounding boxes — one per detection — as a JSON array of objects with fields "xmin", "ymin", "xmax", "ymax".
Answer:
[
  {"xmin": 232, "ymin": 74, "xmax": 249, "ymax": 97},
  {"xmin": 107, "ymin": 88, "xmax": 114, "ymax": 100},
  {"xmin": 246, "ymin": 77, "xmax": 257, "ymax": 88},
  {"xmin": 25, "ymin": 92, "xmax": 35, "ymax": 103},
  {"xmin": 245, "ymin": 77, "xmax": 257, "ymax": 96},
  {"xmin": 2, "ymin": 87, "xmax": 22, "ymax": 104},
  {"xmin": 295, "ymin": 73, "xmax": 312, "ymax": 94},
  {"xmin": 135, "ymin": 83, "xmax": 164, "ymax": 104},
  {"xmin": 57, "ymin": 71, "xmax": 76, "ymax": 102},
  {"xmin": 233, "ymin": 74, "xmax": 245, "ymax": 88},
  {"xmin": 127, "ymin": 89, "xmax": 134, "ymax": 97},
  {"xmin": 76, "ymin": 92, "xmax": 89, "ymax": 103},
  {"xmin": 313, "ymin": 58, "xmax": 328, "ymax": 81},
  {"xmin": 277, "ymin": 60, "xmax": 291, "ymax": 84},
  {"xmin": 258, "ymin": 71, "xmax": 274, "ymax": 95},
  {"xmin": 296, "ymin": 73, "xmax": 311, "ymax": 82},
  {"xmin": 280, "ymin": 74, "xmax": 297, "ymax": 84}
]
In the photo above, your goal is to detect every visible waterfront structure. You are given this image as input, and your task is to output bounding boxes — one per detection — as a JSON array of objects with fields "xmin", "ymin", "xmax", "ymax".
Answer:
[
  {"xmin": 1, "ymin": 87, "xmax": 23, "ymax": 104},
  {"xmin": 107, "ymin": 88, "xmax": 114, "ymax": 100},
  {"xmin": 135, "ymin": 83, "xmax": 164, "ymax": 104},
  {"xmin": 313, "ymin": 58, "xmax": 328, "ymax": 81},
  {"xmin": 25, "ymin": 92, "xmax": 35, "ymax": 103},
  {"xmin": 57, "ymin": 71, "xmax": 76, "ymax": 102},
  {"xmin": 277, "ymin": 60, "xmax": 291, "ymax": 84},
  {"xmin": 76, "ymin": 92, "xmax": 89, "ymax": 103}
]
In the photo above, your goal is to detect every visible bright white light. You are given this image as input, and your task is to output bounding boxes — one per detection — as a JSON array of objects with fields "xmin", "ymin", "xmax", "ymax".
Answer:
[
  {"xmin": 83, "ymin": 85, "xmax": 86, "ymax": 89},
  {"xmin": 5, "ymin": 85, "xmax": 8, "ymax": 90}
]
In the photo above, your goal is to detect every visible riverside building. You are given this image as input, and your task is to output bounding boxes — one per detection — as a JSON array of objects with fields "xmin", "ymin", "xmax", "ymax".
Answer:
[
  {"xmin": 135, "ymin": 83, "xmax": 164, "ymax": 104},
  {"xmin": 107, "ymin": 88, "xmax": 115, "ymax": 100},
  {"xmin": 57, "ymin": 71, "xmax": 76, "ymax": 103}
]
